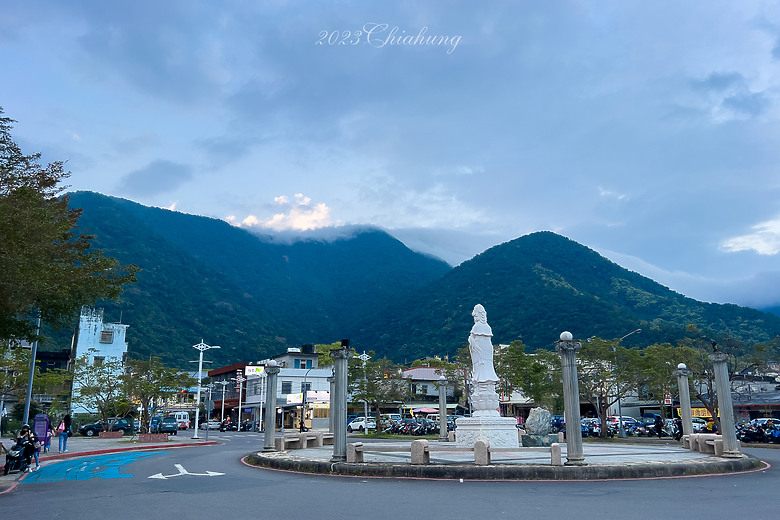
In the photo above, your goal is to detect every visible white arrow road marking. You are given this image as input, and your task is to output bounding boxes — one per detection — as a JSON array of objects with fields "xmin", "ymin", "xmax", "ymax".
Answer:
[{"xmin": 148, "ymin": 464, "xmax": 225, "ymax": 479}]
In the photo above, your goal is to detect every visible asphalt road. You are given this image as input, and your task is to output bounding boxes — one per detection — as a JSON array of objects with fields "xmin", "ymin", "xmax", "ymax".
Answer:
[{"xmin": 3, "ymin": 431, "xmax": 778, "ymax": 519}]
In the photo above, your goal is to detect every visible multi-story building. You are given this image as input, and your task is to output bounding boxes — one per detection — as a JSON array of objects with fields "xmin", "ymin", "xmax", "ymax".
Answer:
[
  {"xmin": 70, "ymin": 306, "xmax": 129, "ymax": 414},
  {"xmin": 216, "ymin": 345, "xmax": 332, "ymax": 430}
]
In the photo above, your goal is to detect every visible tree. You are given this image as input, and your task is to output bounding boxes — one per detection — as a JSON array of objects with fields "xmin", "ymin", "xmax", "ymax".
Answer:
[
  {"xmin": 496, "ymin": 340, "xmax": 563, "ymax": 413},
  {"xmin": 1, "ymin": 342, "xmax": 71, "ymax": 421},
  {"xmin": 124, "ymin": 356, "xmax": 195, "ymax": 433},
  {"xmin": 348, "ymin": 351, "xmax": 409, "ymax": 432},
  {"xmin": 71, "ymin": 351, "xmax": 133, "ymax": 427},
  {"xmin": 0, "ymin": 107, "xmax": 138, "ymax": 341},
  {"xmin": 578, "ymin": 338, "xmax": 643, "ymax": 437}
]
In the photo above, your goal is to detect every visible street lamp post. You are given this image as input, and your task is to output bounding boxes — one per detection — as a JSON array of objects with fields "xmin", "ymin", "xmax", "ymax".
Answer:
[
  {"xmin": 191, "ymin": 340, "xmax": 220, "ymax": 439},
  {"xmin": 300, "ymin": 366, "xmax": 314, "ymax": 432},
  {"xmin": 205, "ymin": 384, "xmax": 214, "ymax": 441},
  {"xmin": 614, "ymin": 329, "xmax": 641, "ymax": 438},
  {"xmin": 22, "ymin": 313, "xmax": 42, "ymax": 424},
  {"xmin": 356, "ymin": 351, "xmax": 371, "ymax": 430},
  {"xmin": 218, "ymin": 380, "xmax": 229, "ymax": 422},
  {"xmin": 232, "ymin": 371, "xmax": 246, "ymax": 430}
]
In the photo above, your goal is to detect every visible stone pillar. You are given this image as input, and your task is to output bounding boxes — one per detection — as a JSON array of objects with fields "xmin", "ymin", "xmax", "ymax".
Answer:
[
  {"xmin": 327, "ymin": 373, "xmax": 335, "ymax": 434},
  {"xmin": 263, "ymin": 362, "xmax": 280, "ymax": 452},
  {"xmin": 331, "ymin": 342, "xmax": 351, "ymax": 462},
  {"xmin": 437, "ymin": 376, "xmax": 449, "ymax": 442},
  {"xmin": 709, "ymin": 352, "xmax": 741, "ymax": 458},
  {"xmin": 555, "ymin": 332, "xmax": 585, "ymax": 465},
  {"xmin": 674, "ymin": 363, "xmax": 694, "ymax": 437}
]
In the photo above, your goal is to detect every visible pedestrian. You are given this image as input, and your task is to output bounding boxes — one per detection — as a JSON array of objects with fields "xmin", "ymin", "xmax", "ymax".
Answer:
[
  {"xmin": 44, "ymin": 424, "xmax": 55, "ymax": 453},
  {"xmin": 654, "ymin": 415, "xmax": 664, "ymax": 438},
  {"xmin": 57, "ymin": 414, "xmax": 72, "ymax": 453},
  {"xmin": 16, "ymin": 424, "xmax": 39, "ymax": 471}
]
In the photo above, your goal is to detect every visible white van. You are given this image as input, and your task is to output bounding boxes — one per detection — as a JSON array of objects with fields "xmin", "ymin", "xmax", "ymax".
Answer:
[{"xmin": 170, "ymin": 412, "xmax": 190, "ymax": 430}]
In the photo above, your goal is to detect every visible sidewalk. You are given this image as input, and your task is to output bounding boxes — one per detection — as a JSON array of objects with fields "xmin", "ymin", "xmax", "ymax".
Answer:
[{"xmin": 1, "ymin": 433, "xmax": 217, "ymax": 493}]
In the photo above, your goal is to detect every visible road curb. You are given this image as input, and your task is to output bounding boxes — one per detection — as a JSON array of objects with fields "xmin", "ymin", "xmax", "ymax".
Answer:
[{"xmin": 244, "ymin": 451, "xmax": 765, "ymax": 481}]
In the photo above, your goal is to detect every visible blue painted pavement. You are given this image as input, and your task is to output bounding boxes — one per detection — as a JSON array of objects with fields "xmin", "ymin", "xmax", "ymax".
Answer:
[{"xmin": 22, "ymin": 452, "xmax": 166, "ymax": 484}]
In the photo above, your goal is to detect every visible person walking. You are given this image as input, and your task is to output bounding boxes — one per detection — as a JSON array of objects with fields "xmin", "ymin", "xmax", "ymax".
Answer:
[
  {"xmin": 57, "ymin": 414, "xmax": 72, "ymax": 453},
  {"xmin": 44, "ymin": 424, "xmax": 55, "ymax": 453}
]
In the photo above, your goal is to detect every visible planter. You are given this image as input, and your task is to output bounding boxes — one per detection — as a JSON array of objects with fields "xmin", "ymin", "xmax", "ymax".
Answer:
[
  {"xmin": 98, "ymin": 431, "xmax": 124, "ymax": 439},
  {"xmin": 138, "ymin": 433, "xmax": 169, "ymax": 443}
]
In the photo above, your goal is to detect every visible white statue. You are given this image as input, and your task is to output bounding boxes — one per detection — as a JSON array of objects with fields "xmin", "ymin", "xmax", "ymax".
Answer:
[
  {"xmin": 468, "ymin": 304, "xmax": 499, "ymax": 384},
  {"xmin": 468, "ymin": 304, "xmax": 500, "ymax": 417}
]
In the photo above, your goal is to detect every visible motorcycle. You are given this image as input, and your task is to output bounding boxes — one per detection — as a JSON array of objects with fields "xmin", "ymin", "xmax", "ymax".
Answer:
[
  {"xmin": 737, "ymin": 424, "xmax": 767, "ymax": 443},
  {"xmin": 219, "ymin": 420, "xmax": 238, "ymax": 432},
  {"xmin": 3, "ymin": 439, "xmax": 33, "ymax": 475}
]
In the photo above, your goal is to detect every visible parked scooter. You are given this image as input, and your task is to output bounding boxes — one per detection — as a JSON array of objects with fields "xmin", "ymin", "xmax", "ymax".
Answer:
[
  {"xmin": 2, "ymin": 438, "xmax": 34, "ymax": 475},
  {"xmin": 737, "ymin": 424, "xmax": 768, "ymax": 443}
]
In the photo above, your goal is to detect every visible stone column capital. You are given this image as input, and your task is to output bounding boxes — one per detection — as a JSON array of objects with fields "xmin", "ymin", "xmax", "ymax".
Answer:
[
  {"xmin": 673, "ymin": 368, "xmax": 689, "ymax": 377},
  {"xmin": 555, "ymin": 340, "xmax": 582, "ymax": 354},
  {"xmin": 264, "ymin": 366, "xmax": 280, "ymax": 376},
  {"xmin": 708, "ymin": 352, "xmax": 729, "ymax": 364},
  {"xmin": 331, "ymin": 347, "xmax": 352, "ymax": 360}
]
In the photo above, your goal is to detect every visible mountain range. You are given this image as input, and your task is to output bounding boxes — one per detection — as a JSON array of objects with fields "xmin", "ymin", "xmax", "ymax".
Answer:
[{"xmin": 47, "ymin": 191, "xmax": 780, "ymax": 367}]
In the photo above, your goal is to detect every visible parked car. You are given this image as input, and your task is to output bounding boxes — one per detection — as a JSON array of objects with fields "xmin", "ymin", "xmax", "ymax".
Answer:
[
  {"xmin": 691, "ymin": 417, "xmax": 707, "ymax": 432},
  {"xmin": 151, "ymin": 416, "xmax": 179, "ymax": 435},
  {"xmin": 750, "ymin": 417, "xmax": 779, "ymax": 428},
  {"xmin": 347, "ymin": 417, "xmax": 376, "ymax": 432},
  {"xmin": 199, "ymin": 419, "xmax": 221, "ymax": 430},
  {"xmin": 78, "ymin": 417, "xmax": 133, "ymax": 437}
]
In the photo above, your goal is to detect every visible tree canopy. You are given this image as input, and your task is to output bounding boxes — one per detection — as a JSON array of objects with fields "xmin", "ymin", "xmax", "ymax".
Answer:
[{"xmin": 0, "ymin": 107, "xmax": 138, "ymax": 341}]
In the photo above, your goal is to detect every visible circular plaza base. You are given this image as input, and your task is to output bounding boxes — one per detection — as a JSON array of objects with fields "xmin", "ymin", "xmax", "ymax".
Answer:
[{"xmin": 244, "ymin": 441, "xmax": 765, "ymax": 481}]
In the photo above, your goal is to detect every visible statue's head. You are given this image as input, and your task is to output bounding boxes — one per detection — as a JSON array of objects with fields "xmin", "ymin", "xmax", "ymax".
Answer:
[{"xmin": 472, "ymin": 304, "xmax": 487, "ymax": 323}]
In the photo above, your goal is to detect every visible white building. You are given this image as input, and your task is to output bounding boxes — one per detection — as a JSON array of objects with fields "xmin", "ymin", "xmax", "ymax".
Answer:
[
  {"xmin": 70, "ymin": 306, "xmax": 129, "ymax": 414},
  {"xmin": 243, "ymin": 346, "xmax": 332, "ymax": 430}
]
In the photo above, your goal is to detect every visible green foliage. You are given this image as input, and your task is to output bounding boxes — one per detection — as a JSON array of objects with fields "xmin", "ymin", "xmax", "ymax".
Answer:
[
  {"xmin": 125, "ymin": 356, "xmax": 196, "ymax": 433},
  {"xmin": 11, "ymin": 400, "xmax": 43, "ymax": 423},
  {"xmin": 71, "ymin": 351, "xmax": 133, "ymax": 426},
  {"xmin": 578, "ymin": 338, "xmax": 644, "ymax": 435},
  {"xmin": 56, "ymin": 191, "xmax": 450, "ymax": 367},
  {"xmin": 354, "ymin": 232, "xmax": 780, "ymax": 362},
  {"xmin": 348, "ymin": 352, "xmax": 410, "ymax": 430},
  {"xmin": 0, "ymin": 108, "xmax": 138, "ymax": 342},
  {"xmin": 496, "ymin": 340, "xmax": 562, "ymax": 411}
]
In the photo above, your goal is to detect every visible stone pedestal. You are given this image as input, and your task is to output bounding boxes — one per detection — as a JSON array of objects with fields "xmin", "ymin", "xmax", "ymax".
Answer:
[
  {"xmin": 455, "ymin": 417, "xmax": 519, "ymax": 448},
  {"xmin": 520, "ymin": 434, "xmax": 559, "ymax": 447}
]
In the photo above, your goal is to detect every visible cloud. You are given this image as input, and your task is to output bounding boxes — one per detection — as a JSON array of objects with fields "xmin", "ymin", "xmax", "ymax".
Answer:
[
  {"xmin": 117, "ymin": 160, "xmax": 193, "ymax": 196},
  {"xmin": 598, "ymin": 187, "xmax": 629, "ymax": 201},
  {"xmin": 597, "ymin": 248, "xmax": 780, "ymax": 308},
  {"xmin": 230, "ymin": 194, "xmax": 338, "ymax": 231},
  {"xmin": 721, "ymin": 217, "xmax": 780, "ymax": 255},
  {"xmin": 688, "ymin": 71, "xmax": 772, "ymax": 122}
]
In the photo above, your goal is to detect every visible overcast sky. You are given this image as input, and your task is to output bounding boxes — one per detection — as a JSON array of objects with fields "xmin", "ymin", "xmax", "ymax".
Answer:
[{"xmin": 3, "ymin": 1, "xmax": 780, "ymax": 309}]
